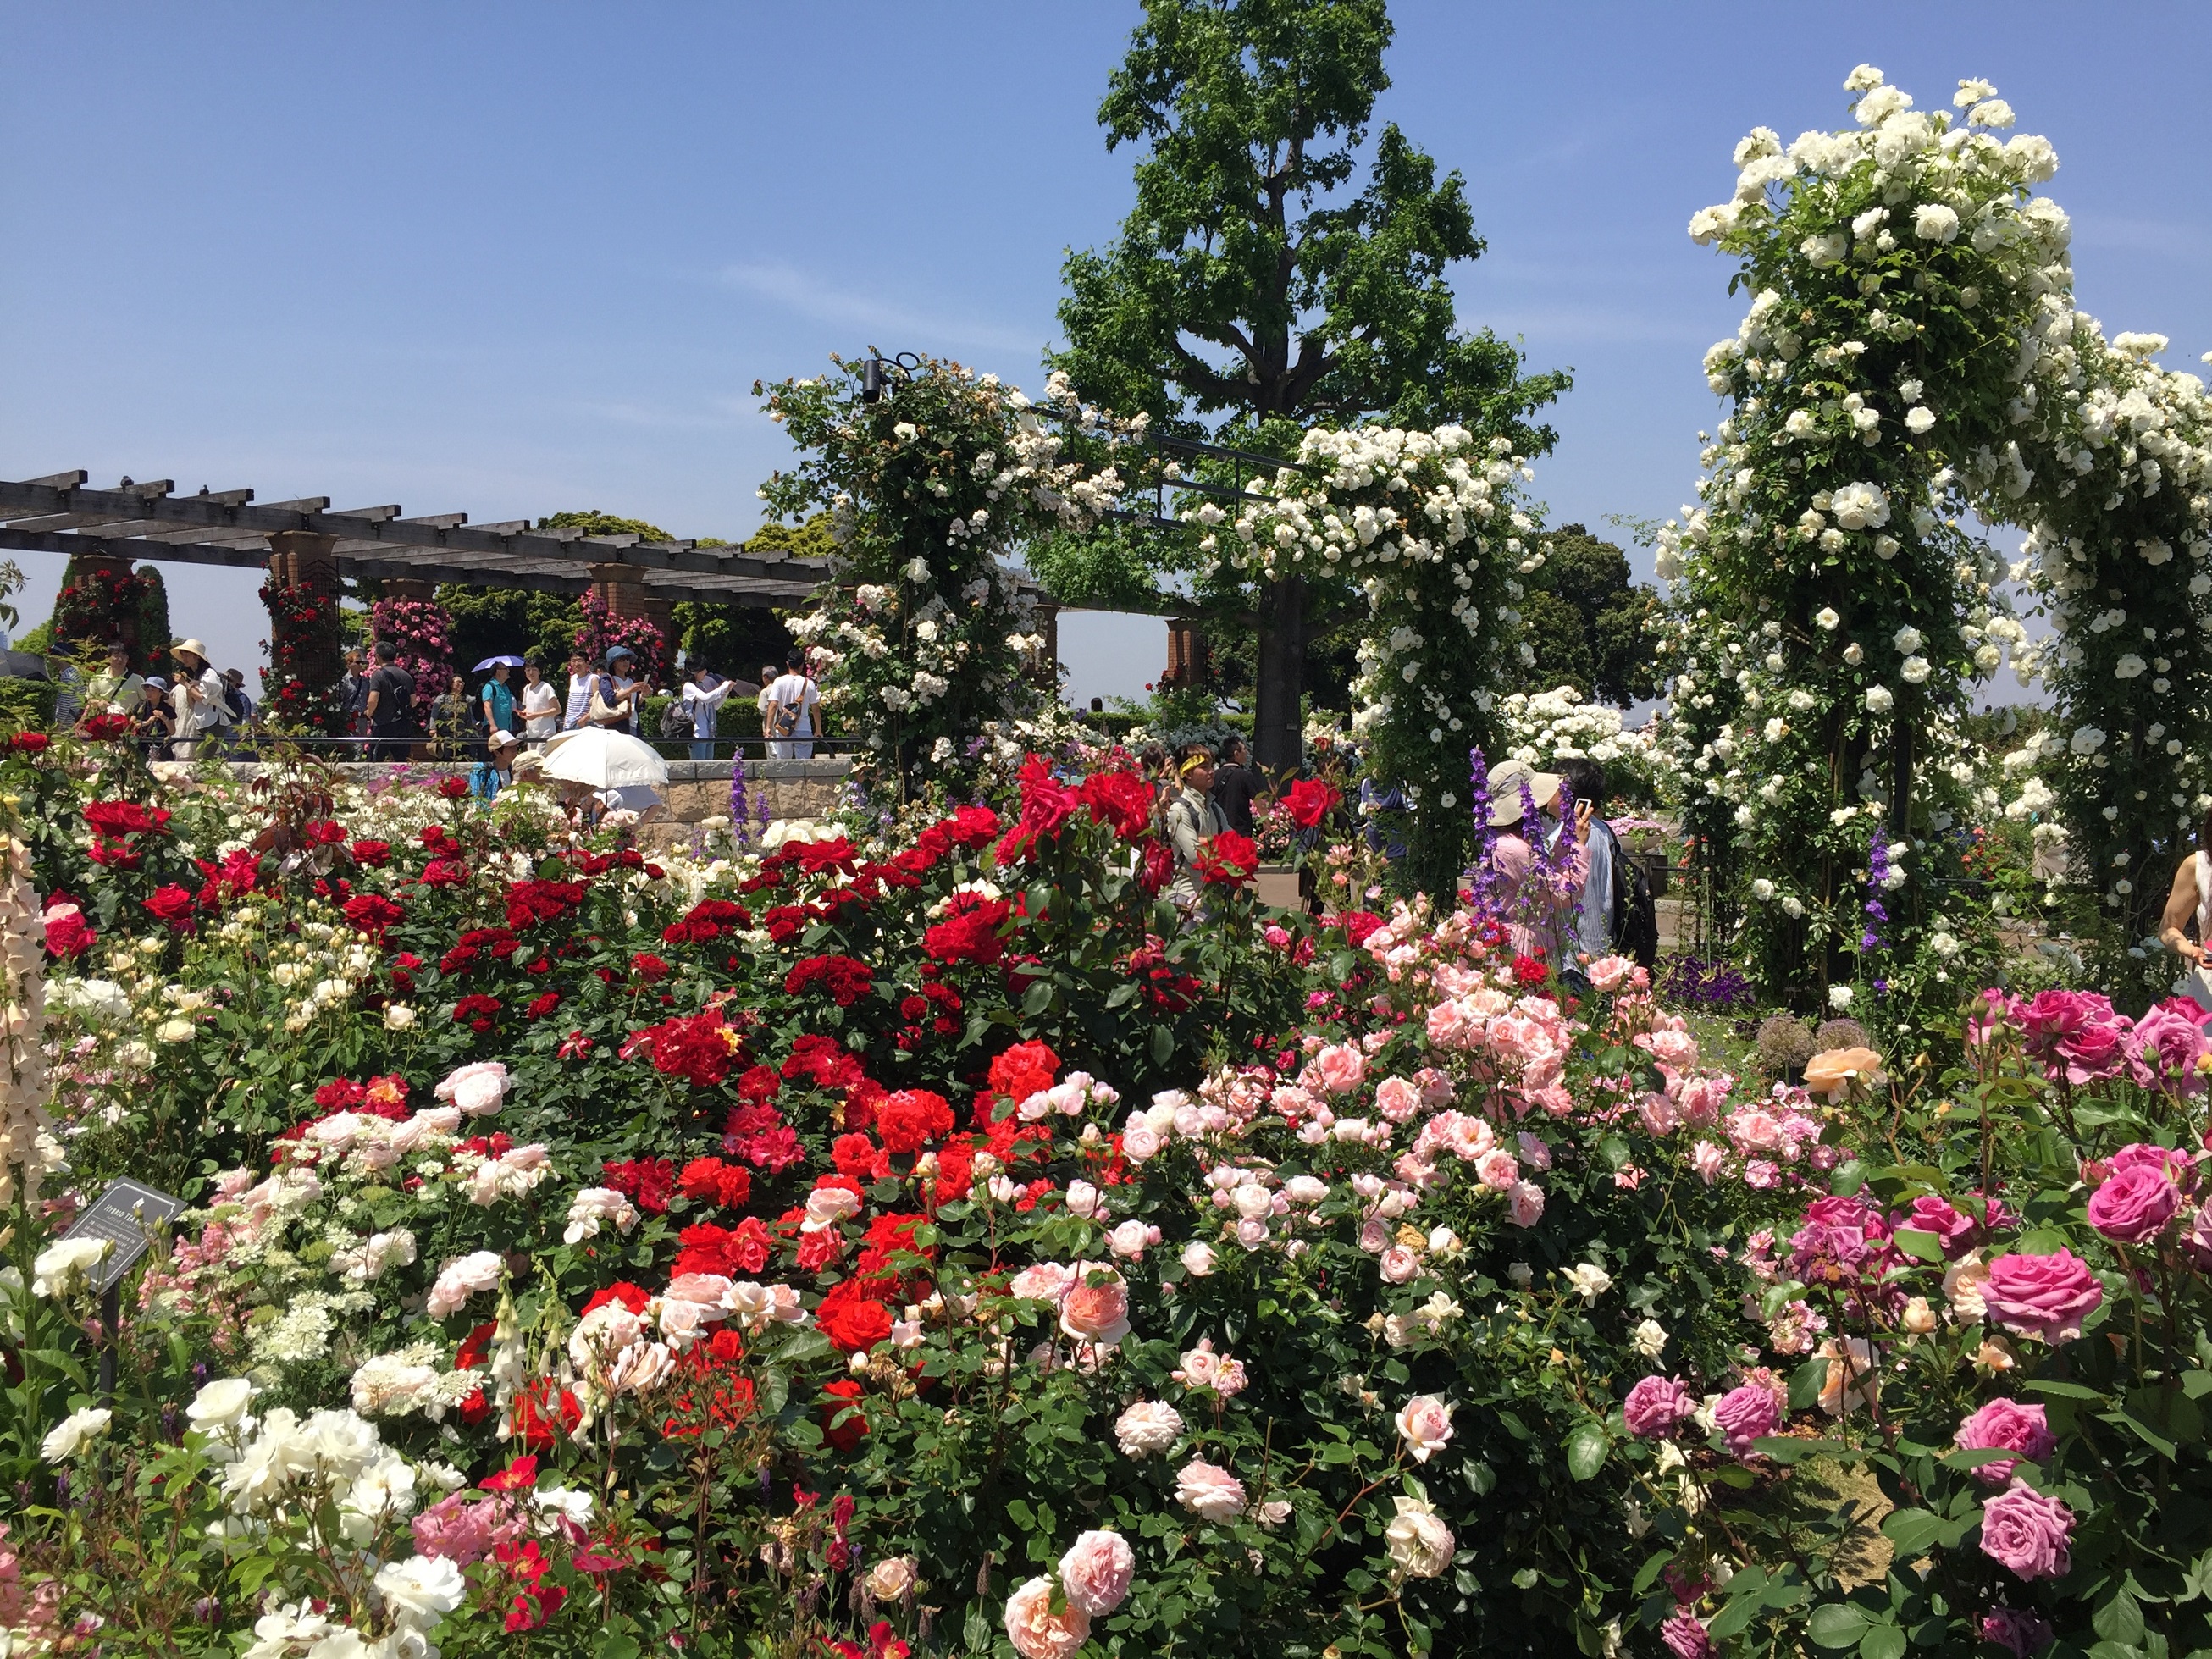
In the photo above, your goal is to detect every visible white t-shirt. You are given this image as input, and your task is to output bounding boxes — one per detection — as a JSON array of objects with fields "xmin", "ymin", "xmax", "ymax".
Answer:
[
  {"xmin": 519, "ymin": 680, "xmax": 561, "ymax": 737},
  {"xmin": 765, "ymin": 672, "xmax": 818, "ymax": 738},
  {"xmin": 563, "ymin": 672, "xmax": 594, "ymax": 729},
  {"xmin": 680, "ymin": 678, "xmax": 735, "ymax": 737}
]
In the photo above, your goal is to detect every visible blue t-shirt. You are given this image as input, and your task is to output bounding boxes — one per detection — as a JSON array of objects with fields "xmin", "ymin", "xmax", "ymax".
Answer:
[{"xmin": 480, "ymin": 678, "xmax": 517, "ymax": 733}]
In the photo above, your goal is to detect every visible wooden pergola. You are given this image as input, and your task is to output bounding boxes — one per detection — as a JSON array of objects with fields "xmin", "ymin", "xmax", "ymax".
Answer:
[{"xmin": 0, "ymin": 472, "xmax": 832, "ymax": 637}]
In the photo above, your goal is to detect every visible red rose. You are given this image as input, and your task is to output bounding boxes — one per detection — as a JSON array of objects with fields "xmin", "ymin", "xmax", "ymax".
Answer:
[
  {"xmin": 436, "ymin": 777, "xmax": 469, "ymax": 799},
  {"xmin": 525, "ymin": 991, "xmax": 561, "ymax": 1020},
  {"xmin": 631, "ymin": 952, "xmax": 672, "ymax": 983},
  {"xmin": 602, "ymin": 1157, "xmax": 675, "ymax": 1215},
  {"xmin": 816, "ymin": 1280, "xmax": 893, "ymax": 1353},
  {"xmin": 41, "ymin": 903, "xmax": 95, "ymax": 960},
  {"xmin": 875, "ymin": 1089, "xmax": 954, "ymax": 1154},
  {"xmin": 1195, "ymin": 831, "xmax": 1260, "ymax": 886},
  {"xmin": 785, "ymin": 954, "xmax": 875, "ymax": 1008},
  {"xmin": 1078, "ymin": 768, "xmax": 1154, "ymax": 839},
  {"xmin": 678, "ymin": 1156, "xmax": 754, "ymax": 1209},
  {"xmin": 350, "ymin": 839, "xmax": 391, "ymax": 866},
  {"xmin": 1282, "ymin": 777, "xmax": 1342, "ymax": 829},
  {"xmin": 821, "ymin": 1379, "xmax": 870, "ymax": 1452},
  {"xmin": 923, "ymin": 893, "xmax": 1010, "ymax": 966},
  {"xmin": 8, "ymin": 733, "xmax": 48, "ymax": 755},
  {"xmin": 145, "ymin": 884, "xmax": 196, "ymax": 925},
  {"xmin": 341, "ymin": 893, "xmax": 404, "ymax": 943}
]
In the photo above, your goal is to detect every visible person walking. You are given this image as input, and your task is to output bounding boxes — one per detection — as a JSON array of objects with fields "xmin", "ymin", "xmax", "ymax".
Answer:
[
  {"xmin": 762, "ymin": 650, "xmax": 819, "ymax": 760},
  {"xmin": 679, "ymin": 664, "xmax": 735, "ymax": 761},
  {"xmin": 2159, "ymin": 807, "xmax": 2212, "ymax": 1012},
  {"xmin": 134, "ymin": 677, "xmax": 174, "ymax": 760},
  {"xmin": 362, "ymin": 641, "xmax": 418, "ymax": 760},
  {"xmin": 1164, "ymin": 744, "xmax": 1228, "ymax": 912},
  {"xmin": 430, "ymin": 672, "xmax": 478, "ymax": 760},
  {"xmin": 517, "ymin": 660, "xmax": 561, "ymax": 745},
  {"xmin": 583, "ymin": 647, "xmax": 643, "ymax": 732},
  {"xmin": 79, "ymin": 644, "xmax": 142, "ymax": 727},
  {"xmin": 479, "ymin": 660, "xmax": 518, "ymax": 742},
  {"xmin": 168, "ymin": 639, "xmax": 232, "ymax": 760},
  {"xmin": 1213, "ymin": 734, "xmax": 1262, "ymax": 837},
  {"xmin": 339, "ymin": 647, "xmax": 369, "ymax": 738},
  {"xmin": 1483, "ymin": 758, "xmax": 1589, "ymax": 969},
  {"xmin": 562, "ymin": 650, "xmax": 594, "ymax": 731}
]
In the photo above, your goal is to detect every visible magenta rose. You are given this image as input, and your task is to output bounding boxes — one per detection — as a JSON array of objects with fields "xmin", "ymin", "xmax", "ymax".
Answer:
[
  {"xmin": 1623, "ymin": 1374, "xmax": 1698, "ymax": 1440},
  {"xmin": 1981, "ymin": 1250, "xmax": 2104, "ymax": 1345},
  {"xmin": 2134, "ymin": 999, "xmax": 2212, "ymax": 1095},
  {"xmin": 1955, "ymin": 1398, "xmax": 2055, "ymax": 1485},
  {"xmin": 1660, "ymin": 1610, "xmax": 1716, "ymax": 1659},
  {"xmin": 2086, "ymin": 1162, "xmax": 2183, "ymax": 1244},
  {"xmin": 2187, "ymin": 1199, "xmax": 2212, "ymax": 1273},
  {"xmin": 1980, "ymin": 1608, "xmax": 2054, "ymax": 1657},
  {"xmin": 2109, "ymin": 1141, "xmax": 2197, "ymax": 1186},
  {"xmin": 2054, "ymin": 1015, "xmax": 2132, "ymax": 1084},
  {"xmin": 1977, "ymin": 1481, "xmax": 2074, "ymax": 1581},
  {"xmin": 1899, "ymin": 1193, "xmax": 1977, "ymax": 1257},
  {"xmin": 1712, "ymin": 1383, "xmax": 1781, "ymax": 1456}
]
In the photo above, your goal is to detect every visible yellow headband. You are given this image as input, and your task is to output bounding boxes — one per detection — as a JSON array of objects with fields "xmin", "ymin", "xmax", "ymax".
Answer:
[{"xmin": 1180, "ymin": 755, "xmax": 1211, "ymax": 777}]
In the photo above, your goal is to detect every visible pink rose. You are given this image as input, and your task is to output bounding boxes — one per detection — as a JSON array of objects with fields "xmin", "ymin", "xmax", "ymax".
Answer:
[
  {"xmin": 1982, "ymin": 1250, "xmax": 2104, "ymax": 1344},
  {"xmin": 1004, "ymin": 1575, "xmax": 1088, "ymax": 1659},
  {"xmin": 1587, "ymin": 954, "xmax": 1637, "ymax": 993},
  {"xmin": 1689, "ymin": 1142, "xmax": 1727, "ymax": 1184},
  {"xmin": 1636, "ymin": 1092, "xmax": 1681, "ymax": 1136},
  {"xmin": 1661, "ymin": 1611, "xmax": 1717, "ymax": 1659},
  {"xmin": 1174, "ymin": 1457, "xmax": 1247, "ymax": 1523},
  {"xmin": 1379, "ymin": 1246, "xmax": 1421, "ymax": 1285},
  {"xmin": 1059, "ymin": 1269, "xmax": 1131, "ymax": 1347},
  {"xmin": 1899, "ymin": 1194, "xmax": 1977, "ymax": 1257},
  {"xmin": 2187, "ymin": 1200, "xmax": 2212, "ymax": 1273},
  {"xmin": 1507, "ymin": 1181, "xmax": 1546, "ymax": 1227},
  {"xmin": 1056, "ymin": 1529, "xmax": 1135, "ymax": 1617},
  {"xmin": 2109, "ymin": 1141, "xmax": 2197, "ymax": 1185},
  {"xmin": 435, "ymin": 1059, "xmax": 509, "ymax": 1117},
  {"xmin": 1474, "ymin": 1149, "xmax": 1519, "ymax": 1192},
  {"xmin": 1623, "ymin": 1374, "xmax": 1698, "ymax": 1439},
  {"xmin": 2135, "ymin": 1000, "xmax": 2212, "ymax": 1095},
  {"xmin": 1955, "ymin": 1399, "xmax": 2055, "ymax": 1486},
  {"xmin": 1172, "ymin": 1339, "xmax": 1247, "ymax": 1398},
  {"xmin": 1394, "ymin": 1394, "xmax": 1454, "ymax": 1462},
  {"xmin": 1374, "ymin": 1076, "xmax": 1421, "ymax": 1123},
  {"xmin": 1713, "ymin": 1382, "xmax": 1781, "ymax": 1455},
  {"xmin": 1424, "ymin": 999, "xmax": 1472, "ymax": 1049},
  {"xmin": 1120, "ymin": 1118, "xmax": 1163, "ymax": 1162},
  {"xmin": 2086, "ymin": 1163, "xmax": 2182, "ymax": 1244},
  {"xmin": 1313, "ymin": 1042, "xmax": 1368, "ymax": 1094},
  {"xmin": 1978, "ymin": 1481, "xmax": 2074, "ymax": 1580}
]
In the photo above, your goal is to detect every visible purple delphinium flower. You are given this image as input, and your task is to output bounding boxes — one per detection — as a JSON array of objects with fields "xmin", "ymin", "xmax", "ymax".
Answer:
[
  {"xmin": 1464, "ymin": 746, "xmax": 1501, "ymax": 917},
  {"xmin": 728, "ymin": 749, "xmax": 751, "ymax": 839},
  {"xmin": 1862, "ymin": 827, "xmax": 1892, "ymax": 954}
]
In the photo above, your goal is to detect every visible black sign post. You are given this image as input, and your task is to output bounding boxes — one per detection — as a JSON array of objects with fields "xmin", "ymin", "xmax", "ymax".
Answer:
[{"xmin": 58, "ymin": 1178, "xmax": 186, "ymax": 1407}]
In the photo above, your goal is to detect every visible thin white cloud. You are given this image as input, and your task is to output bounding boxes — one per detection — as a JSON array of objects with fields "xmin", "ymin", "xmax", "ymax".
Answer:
[{"xmin": 713, "ymin": 261, "xmax": 1045, "ymax": 356}]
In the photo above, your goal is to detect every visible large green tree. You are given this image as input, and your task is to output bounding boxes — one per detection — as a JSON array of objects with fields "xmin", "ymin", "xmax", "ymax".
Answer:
[
  {"xmin": 1522, "ymin": 524, "xmax": 1662, "ymax": 707},
  {"xmin": 1050, "ymin": 0, "xmax": 1569, "ymax": 772}
]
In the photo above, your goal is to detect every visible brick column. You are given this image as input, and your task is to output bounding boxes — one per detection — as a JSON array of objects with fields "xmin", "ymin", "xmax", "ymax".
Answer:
[
  {"xmin": 268, "ymin": 530, "xmax": 340, "ymax": 593},
  {"xmin": 1165, "ymin": 617, "xmax": 1208, "ymax": 688},
  {"xmin": 588, "ymin": 561, "xmax": 675, "ymax": 636}
]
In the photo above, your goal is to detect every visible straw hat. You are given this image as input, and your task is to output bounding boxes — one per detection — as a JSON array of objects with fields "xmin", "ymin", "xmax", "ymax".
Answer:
[
  {"xmin": 511, "ymin": 749, "xmax": 545, "ymax": 777},
  {"xmin": 173, "ymin": 639, "xmax": 210, "ymax": 664},
  {"xmin": 1486, "ymin": 757, "xmax": 1562, "ymax": 828}
]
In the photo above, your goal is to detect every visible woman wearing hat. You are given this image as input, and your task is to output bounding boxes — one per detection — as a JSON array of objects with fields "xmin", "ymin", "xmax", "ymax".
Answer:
[
  {"xmin": 168, "ymin": 639, "xmax": 231, "ymax": 760},
  {"xmin": 1484, "ymin": 757, "xmax": 1590, "ymax": 967},
  {"xmin": 134, "ymin": 677, "xmax": 174, "ymax": 759},
  {"xmin": 585, "ymin": 647, "xmax": 643, "ymax": 733}
]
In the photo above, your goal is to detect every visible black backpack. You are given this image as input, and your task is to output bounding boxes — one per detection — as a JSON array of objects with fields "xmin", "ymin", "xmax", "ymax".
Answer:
[{"xmin": 1607, "ymin": 830, "xmax": 1659, "ymax": 969}]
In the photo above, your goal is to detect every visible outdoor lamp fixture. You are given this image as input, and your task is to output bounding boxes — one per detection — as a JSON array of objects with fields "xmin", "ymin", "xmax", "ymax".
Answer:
[{"xmin": 860, "ymin": 351, "xmax": 924, "ymax": 404}]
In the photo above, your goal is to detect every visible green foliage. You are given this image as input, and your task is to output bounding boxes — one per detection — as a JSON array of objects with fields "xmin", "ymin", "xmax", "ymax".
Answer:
[
  {"xmin": 436, "ymin": 585, "xmax": 583, "ymax": 677},
  {"xmin": 134, "ymin": 564, "xmax": 171, "ymax": 668},
  {"xmin": 1050, "ymin": 0, "xmax": 1570, "ymax": 767},
  {"xmin": 1524, "ymin": 526, "xmax": 1662, "ymax": 707}
]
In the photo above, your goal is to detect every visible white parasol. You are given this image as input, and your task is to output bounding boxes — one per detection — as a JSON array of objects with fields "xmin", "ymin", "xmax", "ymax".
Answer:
[{"xmin": 537, "ymin": 727, "xmax": 669, "ymax": 788}]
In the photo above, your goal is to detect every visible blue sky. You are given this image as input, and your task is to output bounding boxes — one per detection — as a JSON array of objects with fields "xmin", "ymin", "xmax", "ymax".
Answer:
[{"xmin": 3, "ymin": 2, "xmax": 2207, "ymax": 703}]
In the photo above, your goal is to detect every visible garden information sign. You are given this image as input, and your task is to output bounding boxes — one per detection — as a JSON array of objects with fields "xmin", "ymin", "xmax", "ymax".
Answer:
[{"xmin": 59, "ymin": 1175, "xmax": 185, "ymax": 1293}]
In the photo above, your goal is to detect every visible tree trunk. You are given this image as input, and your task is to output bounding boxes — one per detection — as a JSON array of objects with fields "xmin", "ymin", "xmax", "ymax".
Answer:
[{"xmin": 1253, "ymin": 575, "xmax": 1306, "ymax": 781}]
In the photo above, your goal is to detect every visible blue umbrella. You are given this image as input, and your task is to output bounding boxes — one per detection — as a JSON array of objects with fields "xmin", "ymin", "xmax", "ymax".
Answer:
[{"xmin": 473, "ymin": 655, "xmax": 525, "ymax": 672}]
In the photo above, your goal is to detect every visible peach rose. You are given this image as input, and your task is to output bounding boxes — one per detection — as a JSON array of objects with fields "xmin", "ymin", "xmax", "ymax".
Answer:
[
  {"xmin": 1057, "ymin": 1529, "xmax": 1136, "ymax": 1616},
  {"xmin": 866, "ymin": 1556, "xmax": 918, "ymax": 1601},
  {"xmin": 1004, "ymin": 1576, "xmax": 1088, "ymax": 1659},
  {"xmin": 1060, "ymin": 1269, "xmax": 1132, "ymax": 1347},
  {"xmin": 1395, "ymin": 1394, "xmax": 1455, "ymax": 1463},
  {"xmin": 1803, "ymin": 1046, "xmax": 1885, "ymax": 1099},
  {"xmin": 1314, "ymin": 1042, "xmax": 1368, "ymax": 1094}
]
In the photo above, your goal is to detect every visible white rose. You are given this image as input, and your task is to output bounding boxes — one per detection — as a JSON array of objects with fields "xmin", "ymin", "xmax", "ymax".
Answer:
[
  {"xmin": 188, "ymin": 1377, "xmax": 259, "ymax": 1435},
  {"xmin": 1385, "ymin": 1496, "xmax": 1455, "ymax": 1578},
  {"xmin": 1866, "ymin": 686, "xmax": 1895, "ymax": 713},
  {"xmin": 373, "ymin": 1554, "xmax": 467, "ymax": 1629},
  {"xmin": 1911, "ymin": 203, "xmax": 1960, "ymax": 243},
  {"xmin": 41, "ymin": 1406, "xmax": 113, "ymax": 1463},
  {"xmin": 31, "ymin": 1236, "xmax": 109, "ymax": 1298},
  {"xmin": 1814, "ymin": 607, "xmax": 1840, "ymax": 631},
  {"xmin": 1900, "ymin": 656, "xmax": 1931, "ymax": 684}
]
